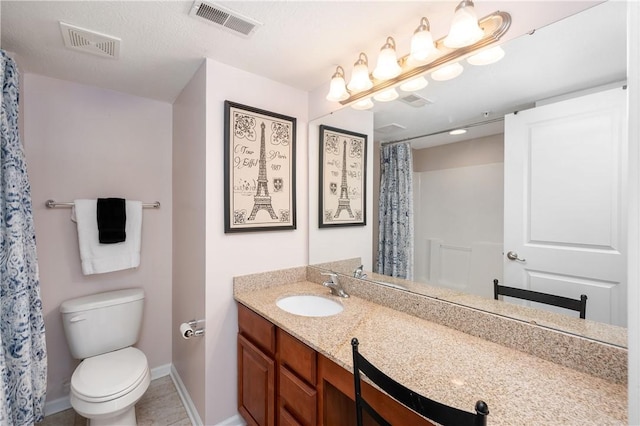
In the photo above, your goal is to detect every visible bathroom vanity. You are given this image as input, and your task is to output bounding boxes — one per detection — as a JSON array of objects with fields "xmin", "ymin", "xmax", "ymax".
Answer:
[
  {"xmin": 234, "ymin": 267, "xmax": 627, "ymax": 426},
  {"xmin": 238, "ymin": 303, "xmax": 431, "ymax": 426}
]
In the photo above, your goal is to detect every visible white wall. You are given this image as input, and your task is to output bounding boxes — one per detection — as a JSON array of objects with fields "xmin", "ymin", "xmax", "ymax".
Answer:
[
  {"xmin": 172, "ymin": 61, "xmax": 207, "ymax": 420},
  {"xmin": 203, "ymin": 58, "xmax": 309, "ymax": 424},
  {"xmin": 308, "ymin": 109, "xmax": 374, "ymax": 270},
  {"xmin": 23, "ymin": 74, "xmax": 173, "ymax": 403},
  {"xmin": 412, "ymin": 135, "xmax": 504, "ymax": 297}
]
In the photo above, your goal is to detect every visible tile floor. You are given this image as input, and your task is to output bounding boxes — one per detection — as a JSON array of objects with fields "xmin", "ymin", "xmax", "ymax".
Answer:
[{"xmin": 39, "ymin": 376, "xmax": 191, "ymax": 426}]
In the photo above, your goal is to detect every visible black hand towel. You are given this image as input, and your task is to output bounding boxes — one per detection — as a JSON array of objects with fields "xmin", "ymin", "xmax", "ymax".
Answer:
[{"xmin": 97, "ymin": 198, "xmax": 127, "ymax": 244}]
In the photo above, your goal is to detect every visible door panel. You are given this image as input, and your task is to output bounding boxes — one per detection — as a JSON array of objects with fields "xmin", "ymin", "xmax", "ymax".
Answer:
[{"xmin": 504, "ymin": 87, "xmax": 627, "ymax": 326}]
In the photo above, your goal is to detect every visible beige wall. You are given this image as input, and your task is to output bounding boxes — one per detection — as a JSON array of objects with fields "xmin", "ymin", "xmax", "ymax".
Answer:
[
  {"xmin": 413, "ymin": 134, "xmax": 504, "ymax": 172},
  {"xmin": 172, "ymin": 62, "xmax": 207, "ymax": 420},
  {"xmin": 203, "ymin": 58, "xmax": 309, "ymax": 423},
  {"xmin": 23, "ymin": 74, "xmax": 173, "ymax": 403}
]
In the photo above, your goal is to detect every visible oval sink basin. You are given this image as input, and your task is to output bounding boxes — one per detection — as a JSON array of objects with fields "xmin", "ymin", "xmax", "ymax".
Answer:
[{"xmin": 276, "ymin": 295, "xmax": 343, "ymax": 317}]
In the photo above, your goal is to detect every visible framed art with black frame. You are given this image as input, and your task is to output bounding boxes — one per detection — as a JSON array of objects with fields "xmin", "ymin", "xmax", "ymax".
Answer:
[
  {"xmin": 319, "ymin": 125, "xmax": 367, "ymax": 228},
  {"xmin": 224, "ymin": 101, "xmax": 296, "ymax": 233}
]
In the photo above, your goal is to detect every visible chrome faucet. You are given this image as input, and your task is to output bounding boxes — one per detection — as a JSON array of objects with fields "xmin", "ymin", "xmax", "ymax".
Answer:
[
  {"xmin": 353, "ymin": 265, "xmax": 367, "ymax": 279},
  {"xmin": 321, "ymin": 272, "xmax": 349, "ymax": 298}
]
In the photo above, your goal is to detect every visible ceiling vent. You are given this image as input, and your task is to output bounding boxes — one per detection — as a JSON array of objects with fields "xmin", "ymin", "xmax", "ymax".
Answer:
[
  {"xmin": 189, "ymin": 1, "xmax": 262, "ymax": 38},
  {"xmin": 59, "ymin": 22, "xmax": 120, "ymax": 59},
  {"xmin": 398, "ymin": 93, "xmax": 434, "ymax": 108},
  {"xmin": 375, "ymin": 123, "xmax": 407, "ymax": 134}
]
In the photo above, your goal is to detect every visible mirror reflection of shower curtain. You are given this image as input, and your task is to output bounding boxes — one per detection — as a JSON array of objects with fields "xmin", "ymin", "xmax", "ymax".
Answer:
[
  {"xmin": 0, "ymin": 50, "xmax": 47, "ymax": 425},
  {"xmin": 377, "ymin": 142, "xmax": 414, "ymax": 279}
]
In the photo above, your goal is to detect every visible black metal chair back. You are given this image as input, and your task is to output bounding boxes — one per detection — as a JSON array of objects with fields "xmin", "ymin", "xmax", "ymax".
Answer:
[
  {"xmin": 351, "ymin": 338, "xmax": 489, "ymax": 426},
  {"xmin": 493, "ymin": 279, "xmax": 587, "ymax": 319}
]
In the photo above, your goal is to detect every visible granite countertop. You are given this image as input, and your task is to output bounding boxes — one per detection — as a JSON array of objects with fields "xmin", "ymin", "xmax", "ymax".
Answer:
[{"xmin": 234, "ymin": 280, "xmax": 627, "ymax": 426}]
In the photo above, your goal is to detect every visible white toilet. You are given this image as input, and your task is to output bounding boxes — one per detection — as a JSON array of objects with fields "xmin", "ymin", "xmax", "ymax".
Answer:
[{"xmin": 60, "ymin": 288, "xmax": 150, "ymax": 426}]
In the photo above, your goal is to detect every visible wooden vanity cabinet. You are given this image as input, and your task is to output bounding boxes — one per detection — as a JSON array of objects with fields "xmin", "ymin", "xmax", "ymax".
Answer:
[
  {"xmin": 238, "ymin": 304, "xmax": 277, "ymax": 426},
  {"xmin": 238, "ymin": 303, "xmax": 432, "ymax": 426}
]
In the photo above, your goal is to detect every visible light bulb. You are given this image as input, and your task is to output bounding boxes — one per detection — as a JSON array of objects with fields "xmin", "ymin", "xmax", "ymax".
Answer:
[
  {"xmin": 326, "ymin": 66, "xmax": 349, "ymax": 102},
  {"xmin": 399, "ymin": 77, "xmax": 428, "ymax": 92},
  {"xmin": 467, "ymin": 46, "xmax": 505, "ymax": 66},
  {"xmin": 347, "ymin": 53, "xmax": 373, "ymax": 93},
  {"xmin": 431, "ymin": 63, "xmax": 464, "ymax": 81},
  {"xmin": 374, "ymin": 88, "xmax": 399, "ymax": 102},
  {"xmin": 444, "ymin": 0, "xmax": 484, "ymax": 48},
  {"xmin": 373, "ymin": 37, "xmax": 402, "ymax": 81},
  {"xmin": 410, "ymin": 18, "xmax": 435, "ymax": 63},
  {"xmin": 351, "ymin": 98, "xmax": 374, "ymax": 110}
]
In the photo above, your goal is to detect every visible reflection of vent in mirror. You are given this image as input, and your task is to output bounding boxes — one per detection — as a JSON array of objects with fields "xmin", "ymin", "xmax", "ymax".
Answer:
[
  {"xmin": 398, "ymin": 93, "xmax": 433, "ymax": 108},
  {"xmin": 189, "ymin": 1, "xmax": 262, "ymax": 37},
  {"xmin": 375, "ymin": 123, "xmax": 406, "ymax": 134},
  {"xmin": 60, "ymin": 22, "xmax": 120, "ymax": 59}
]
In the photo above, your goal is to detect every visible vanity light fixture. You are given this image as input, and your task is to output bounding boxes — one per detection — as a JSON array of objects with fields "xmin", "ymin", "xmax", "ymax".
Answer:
[
  {"xmin": 326, "ymin": 66, "xmax": 349, "ymax": 101},
  {"xmin": 373, "ymin": 37, "xmax": 402, "ymax": 80},
  {"xmin": 327, "ymin": 8, "xmax": 511, "ymax": 110},
  {"xmin": 399, "ymin": 76, "xmax": 428, "ymax": 92},
  {"xmin": 351, "ymin": 97, "xmax": 375, "ymax": 110},
  {"xmin": 373, "ymin": 88, "xmax": 399, "ymax": 102},
  {"xmin": 347, "ymin": 52, "xmax": 373, "ymax": 93},
  {"xmin": 443, "ymin": 0, "xmax": 484, "ymax": 48},
  {"xmin": 410, "ymin": 17, "xmax": 435, "ymax": 63},
  {"xmin": 467, "ymin": 45, "xmax": 506, "ymax": 65},
  {"xmin": 431, "ymin": 62, "xmax": 464, "ymax": 81}
]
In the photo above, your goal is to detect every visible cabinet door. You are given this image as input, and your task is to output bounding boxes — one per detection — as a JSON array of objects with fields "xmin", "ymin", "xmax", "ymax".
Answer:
[{"xmin": 238, "ymin": 334, "xmax": 275, "ymax": 426}]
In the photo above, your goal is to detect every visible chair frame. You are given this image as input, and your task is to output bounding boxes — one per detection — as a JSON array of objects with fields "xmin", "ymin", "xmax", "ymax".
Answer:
[
  {"xmin": 493, "ymin": 279, "xmax": 587, "ymax": 319},
  {"xmin": 351, "ymin": 338, "xmax": 489, "ymax": 426}
]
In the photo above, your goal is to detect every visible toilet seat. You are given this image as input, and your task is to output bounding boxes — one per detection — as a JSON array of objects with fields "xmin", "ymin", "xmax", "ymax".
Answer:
[{"xmin": 71, "ymin": 347, "xmax": 148, "ymax": 403}]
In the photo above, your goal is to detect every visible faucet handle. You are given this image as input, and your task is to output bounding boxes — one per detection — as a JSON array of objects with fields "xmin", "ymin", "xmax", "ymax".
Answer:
[{"xmin": 321, "ymin": 272, "xmax": 338, "ymax": 283}]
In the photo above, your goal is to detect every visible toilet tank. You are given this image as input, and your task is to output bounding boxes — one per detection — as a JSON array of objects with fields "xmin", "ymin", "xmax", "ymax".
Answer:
[{"xmin": 60, "ymin": 288, "xmax": 145, "ymax": 359}]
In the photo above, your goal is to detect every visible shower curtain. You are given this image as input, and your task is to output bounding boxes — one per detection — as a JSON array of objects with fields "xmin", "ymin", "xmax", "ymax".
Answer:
[
  {"xmin": 0, "ymin": 50, "xmax": 47, "ymax": 425},
  {"xmin": 377, "ymin": 142, "xmax": 414, "ymax": 279}
]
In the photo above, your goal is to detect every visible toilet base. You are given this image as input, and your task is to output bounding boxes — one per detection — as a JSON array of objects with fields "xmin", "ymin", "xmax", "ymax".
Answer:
[{"xmin": 86, "ymin": 406, "xmax": 136, "ymax": 426}]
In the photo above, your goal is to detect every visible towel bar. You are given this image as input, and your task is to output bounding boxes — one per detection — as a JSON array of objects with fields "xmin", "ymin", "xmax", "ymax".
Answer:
[{"xmin": 45, "ymin": 199, "xmax": 161, "ymax": 209}]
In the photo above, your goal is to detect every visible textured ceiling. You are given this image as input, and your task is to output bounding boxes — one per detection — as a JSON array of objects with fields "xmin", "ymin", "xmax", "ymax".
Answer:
[
  {"xmin": 1, "ymin": 1, "xmax": 605, "ymax": 104},
  {"xmin": 1, "ymin": 1, "xmax": 626, "ymax": 146}
]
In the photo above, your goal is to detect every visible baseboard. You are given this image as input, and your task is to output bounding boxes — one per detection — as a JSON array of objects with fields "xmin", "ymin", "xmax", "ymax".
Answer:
[
  {"xmin": 44, "ymin": 363, "xmax": 172, "ymax": 417},
  {"xmin": 215, "ymin": 414, "xmax": 247, "ymax": 425},
  {"xmin": 150, "ymin": 363, "xmax": 172, "ymax": 380},
  {"xmin": 44, "ymin": 395, "xmax": 72, "ymax": 417},
  {"xmin": 170, "ymin": 364, "xmax": 203, "ymax": 426}
]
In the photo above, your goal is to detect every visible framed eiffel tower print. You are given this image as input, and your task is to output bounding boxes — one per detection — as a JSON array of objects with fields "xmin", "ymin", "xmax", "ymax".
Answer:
[
  {"xmin": 224, "ymin": 101, "xmax": 296, "ymax": 233},
  {"xmin": 319, "ymin": 125, "xmax": 367, "ymax": 228}
]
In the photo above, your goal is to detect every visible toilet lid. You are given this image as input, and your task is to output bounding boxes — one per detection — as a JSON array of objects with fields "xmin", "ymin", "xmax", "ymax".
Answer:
[{"xmin": 71, "ymin": 347, "xmax": 149, "ymax": 402}]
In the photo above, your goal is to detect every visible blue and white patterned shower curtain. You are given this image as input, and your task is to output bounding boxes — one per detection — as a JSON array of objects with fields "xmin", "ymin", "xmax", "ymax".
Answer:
[
  {"xmin": 377, "ymin": 142, "xmax": 414, "ymax": 279},
  {"xmin": 0, "ymin": 50, "xmax": 47, "ymax": 425}
]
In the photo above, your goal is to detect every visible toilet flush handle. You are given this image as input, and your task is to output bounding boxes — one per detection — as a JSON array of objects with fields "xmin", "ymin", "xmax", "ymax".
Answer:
[{"xmin": 69, "ymin": 315, "xmax": 86, "ymax": 323}]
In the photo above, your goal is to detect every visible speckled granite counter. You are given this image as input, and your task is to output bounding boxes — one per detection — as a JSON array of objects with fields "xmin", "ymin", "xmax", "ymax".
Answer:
[{"xmin": 234, "ymin": 268, "xmax": 627, "ymax": 426}]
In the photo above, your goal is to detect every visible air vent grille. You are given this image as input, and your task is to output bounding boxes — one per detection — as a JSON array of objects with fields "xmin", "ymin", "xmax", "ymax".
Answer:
[
  {"xmin": 398, "ymin": 93, "xmax": 434, "ymax": 108},
  {"xmin": 190, "ymin": 1, "xmax": 261, "ymax": 37},
  {"xmin": 375, "ymin": 123, "xmax": 407, "ymax": 134},
  {"xmin": 60, "ymin": 22, "xmax": 120, "ymax": 59}
]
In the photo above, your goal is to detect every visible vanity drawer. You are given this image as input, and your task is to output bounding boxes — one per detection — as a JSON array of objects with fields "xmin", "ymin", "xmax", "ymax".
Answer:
[
  {"xmin": 278, "ymin": 329, "xmax": 316, "ymax": 385},
  {"xmin": 279, "ymin": 406, "xmax": 302, "ymax": 426},
  {"xmin": 238, "ymin": 304, "xmax": 276, "ymax": 356},
  {"xmin": 279, "ymin": 366, "xmax": 317, "ymax": 426}
]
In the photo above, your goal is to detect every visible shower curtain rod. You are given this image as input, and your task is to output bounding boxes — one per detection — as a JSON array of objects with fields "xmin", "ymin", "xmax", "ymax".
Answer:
[
  {"xmin": 45, "ymin": 199, "xmax": 161, "ymax": 209},
  {"xmin": 380, "ymin": 116, "xmax": 505, "ymax": 147}
]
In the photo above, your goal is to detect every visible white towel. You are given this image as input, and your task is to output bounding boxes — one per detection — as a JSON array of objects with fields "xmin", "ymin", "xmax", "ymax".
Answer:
[{"xmin": 72, "ymin": 199, "xmax": 143, "ymax": 275}]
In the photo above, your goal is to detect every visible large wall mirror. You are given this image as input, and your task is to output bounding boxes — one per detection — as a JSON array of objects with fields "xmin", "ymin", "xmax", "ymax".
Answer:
[{"xmin": 308, "ymin": 1, "xmax": 628, "ymax": 347}]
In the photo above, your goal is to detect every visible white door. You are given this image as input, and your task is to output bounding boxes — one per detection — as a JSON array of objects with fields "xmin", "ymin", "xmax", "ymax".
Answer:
[{"xmin": 504, "ymin": 87, "xmax": 627, "ymax": 326}]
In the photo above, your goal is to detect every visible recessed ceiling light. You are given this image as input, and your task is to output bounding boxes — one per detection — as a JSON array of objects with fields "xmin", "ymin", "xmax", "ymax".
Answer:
[{"xmin": 449, "ymin": 129, "xmax": 467, "ymax": 135}]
